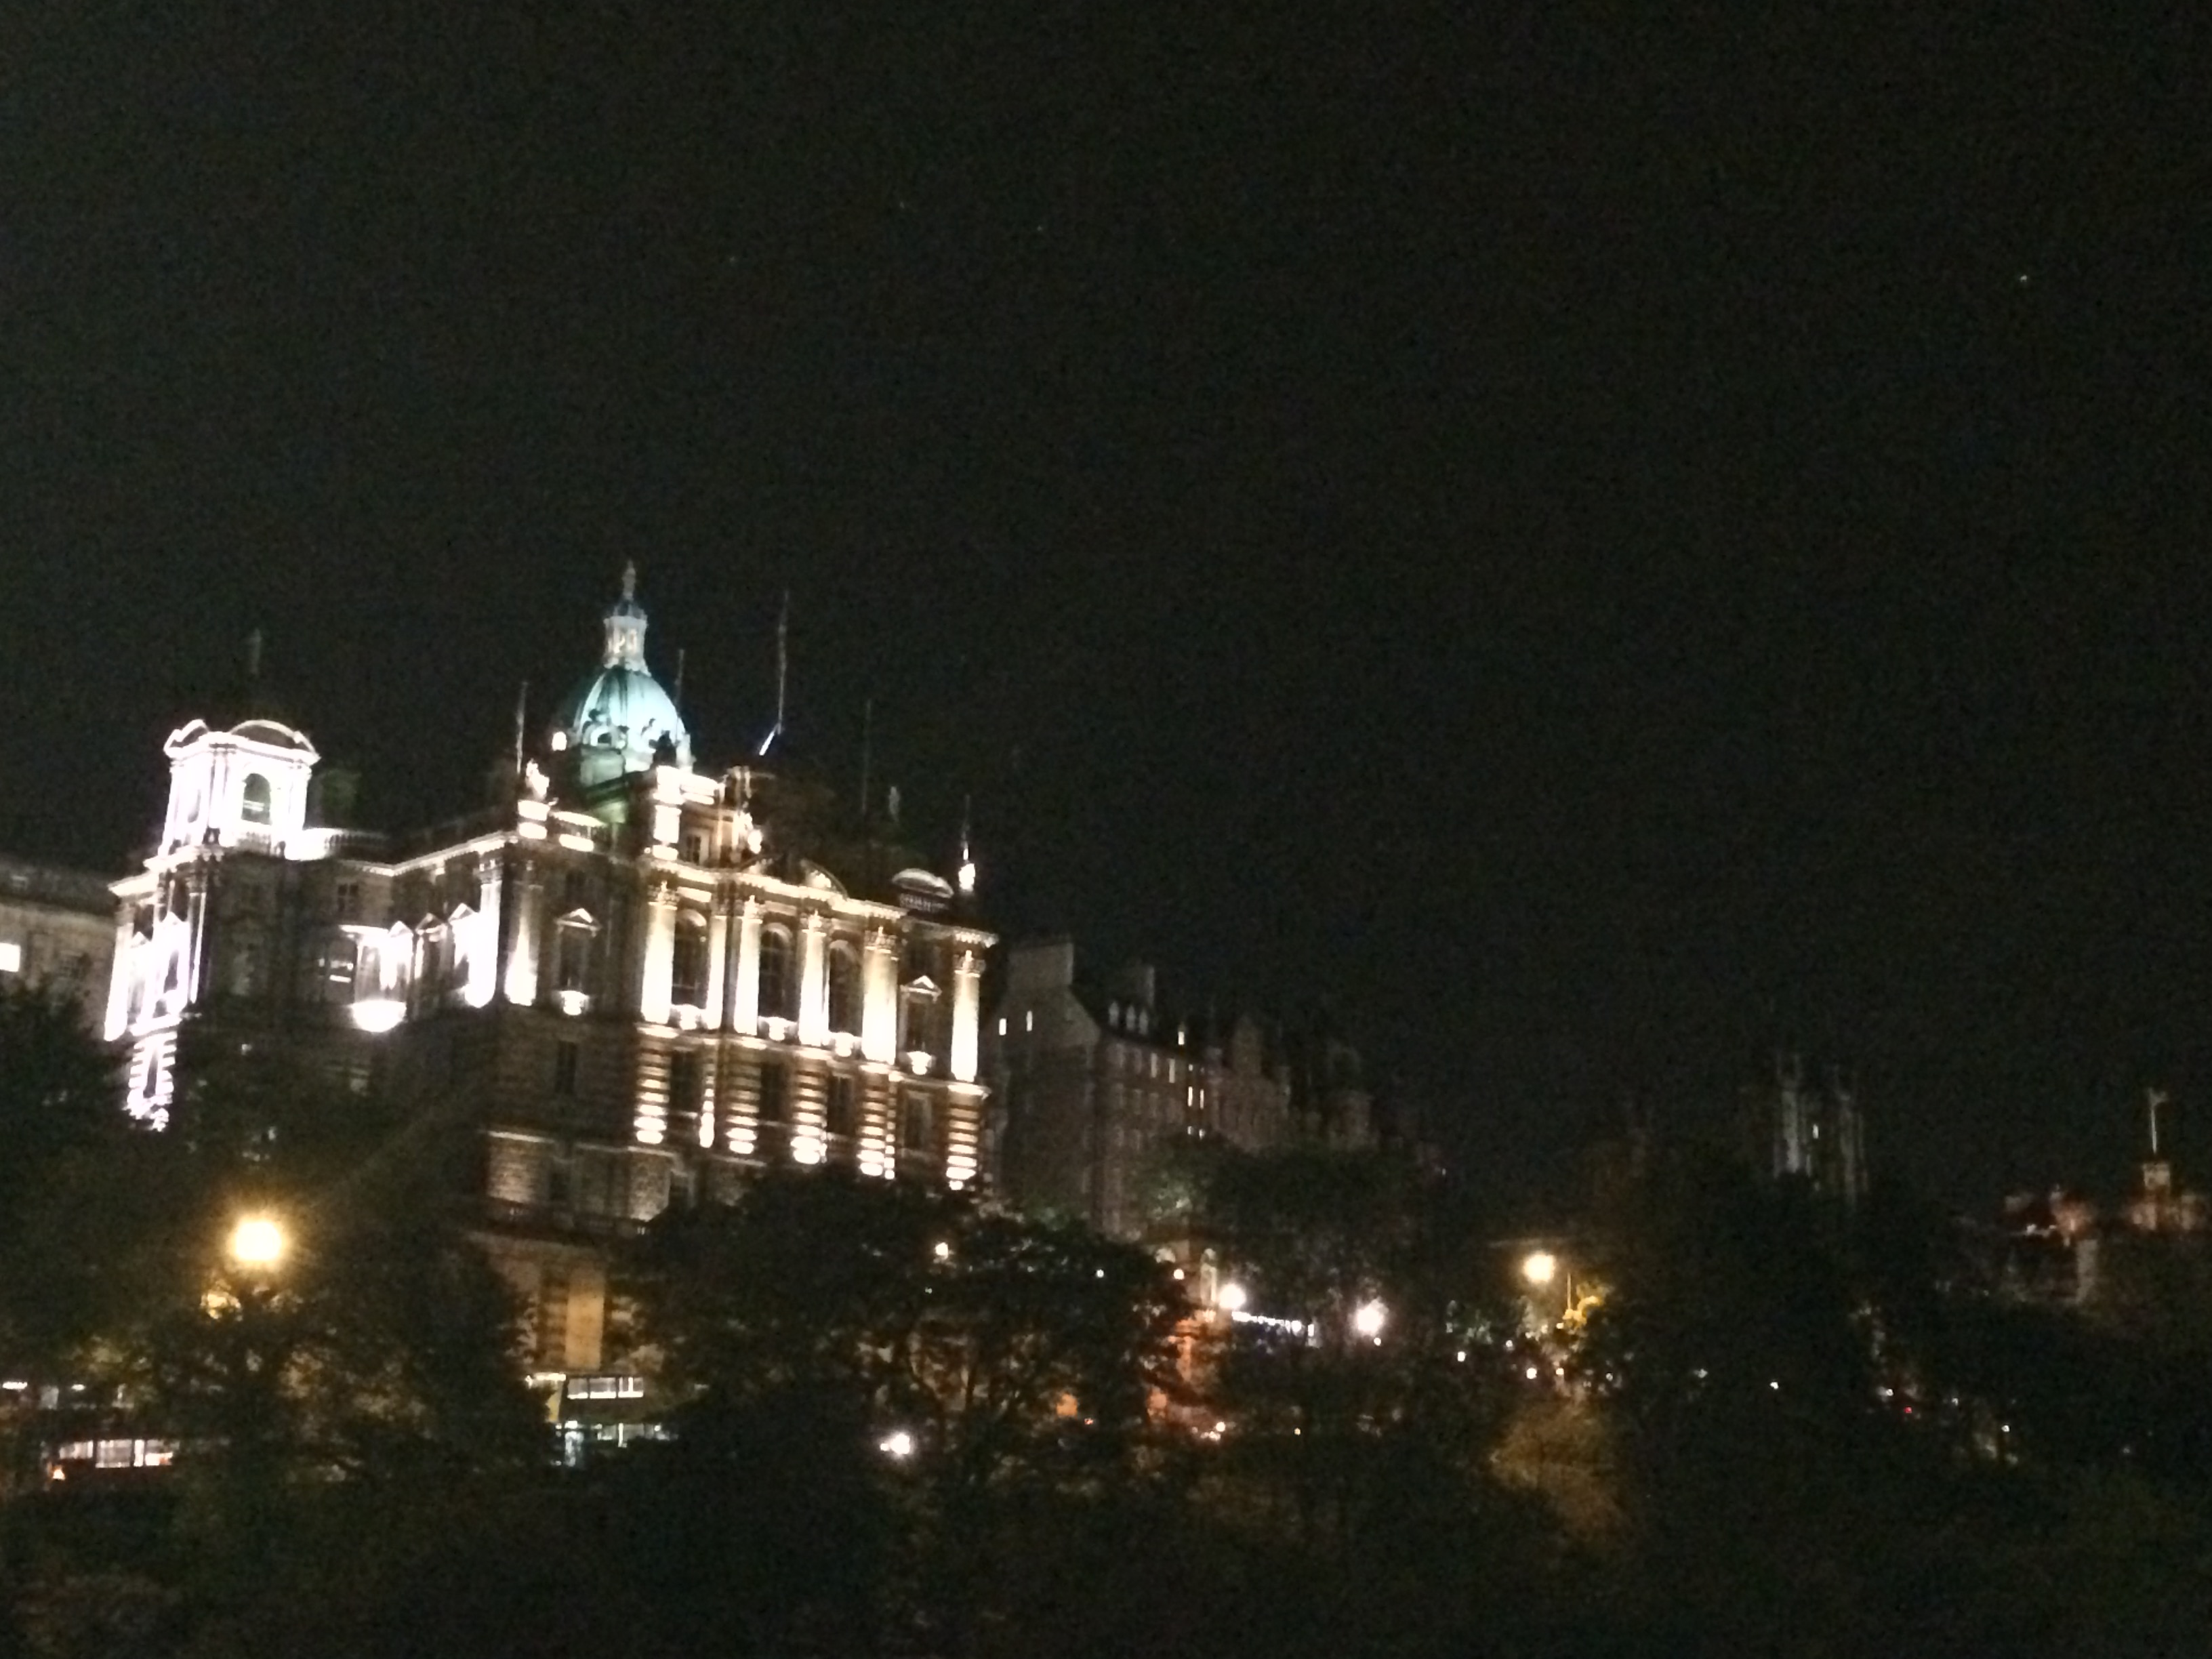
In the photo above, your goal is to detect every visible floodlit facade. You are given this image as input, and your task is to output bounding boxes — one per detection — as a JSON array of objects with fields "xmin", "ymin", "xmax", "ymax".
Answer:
[
  {"xmin": 0, "ymin": 855, "xmax": 116, "ymax": 1023},
  {"xmin": 987, "ymin": 939, "xmax": 1374, "ymax": 1239},
  {"xmin": 1742, "ymin": 1051, "xmax": 1866, "ymax": 1208},
  {"xmin": 104, "ymin": 569, "xmax": 993, "ymax": 1370}
]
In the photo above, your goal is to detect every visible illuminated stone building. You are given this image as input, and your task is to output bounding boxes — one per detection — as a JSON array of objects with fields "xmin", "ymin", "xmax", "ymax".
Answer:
[
  {"xmin": 104, "ymin": 569, "xmax": 992, "ymax": 1371},
  {"xmin": 986, "ymin": 939, "xmax": 1373, "ymax": 1240},
  {"xmin": 0, "ymin": 855, "xmax": 117, "ymax": 1023},
  {"xmin": 1742, "ymin": 1051, "xmax": 1866, "ymax": 1208}
]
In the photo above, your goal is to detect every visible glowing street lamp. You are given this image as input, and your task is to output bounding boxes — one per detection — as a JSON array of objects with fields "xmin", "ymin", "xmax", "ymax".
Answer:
[
  {"xmin": 1351, "ymin": 1300, "xmax": 1387, "ymax": 1340},
  {"xmin": 1216, "ymin": 1281, "xmax": 1248, "ymax": 1315},
  {"xmin": 228, "ymin": 1215, "xmax": 287, "ymax": 1271},
  {"xmin": 879, "ymin": 1430, "xmax": 915, "ymax": 1459},
  {"xmin": 1521, "ymin": 1250, "xmax": 1558, "ymax": 1288}
]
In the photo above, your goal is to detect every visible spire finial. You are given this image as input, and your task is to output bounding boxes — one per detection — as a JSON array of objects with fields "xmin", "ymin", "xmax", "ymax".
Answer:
[
  {"xmin": 858, "ymin": 696, "xmax": 874, "ymax": 819},
  {"xmin": 775, "ymin": 590, "xmax": 790, "ymax": 731},
  {"xmin": 621, "ymin": 560, "xmax": 638, "ymax": 602}
]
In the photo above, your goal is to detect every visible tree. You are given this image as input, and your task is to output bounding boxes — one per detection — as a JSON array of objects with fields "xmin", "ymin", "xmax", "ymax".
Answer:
[
  {"xmin": 629, "ymin": 1167, "xmax": 1188, "ymax": 1493},
  {"xmin": 0, "ymin": 983, "xmax": 129, "ymax": 1376}
]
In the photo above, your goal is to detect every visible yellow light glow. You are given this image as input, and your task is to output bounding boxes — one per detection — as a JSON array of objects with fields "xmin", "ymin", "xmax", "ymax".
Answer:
[
  {"xmin": 1217, "ymin": 1282, "xmax": 1248, "ymax": 1313},
  {"xmin": 350, "ymin": 997, "xmax": 404, "ymax": 1034},
  {"xmin": 1522, "ymin": 1250, "xmax": 1558, "ymax": 1287},
  {"xmin": 228, "ymin": 1216, "xmax": 287, "ymax": 1270},
  {"xmin": 1352, "ymin": 1300, "xmax": 1387, "ymax": 1339}
]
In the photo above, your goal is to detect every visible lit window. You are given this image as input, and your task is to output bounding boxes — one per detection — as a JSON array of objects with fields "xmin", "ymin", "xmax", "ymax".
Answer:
[
  {"xmin": 0, "ymin": 941, "xmax": 19, "ymax": 974},
  {"xmin": 996, "ymin": 1017, "xmax": 1006, "ymax": 1036}
]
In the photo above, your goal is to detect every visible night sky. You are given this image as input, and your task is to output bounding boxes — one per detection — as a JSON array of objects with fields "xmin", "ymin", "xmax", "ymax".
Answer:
[{"xmin": 3, "ymin": 5, "xmax": 2205, "ymax": 1210}]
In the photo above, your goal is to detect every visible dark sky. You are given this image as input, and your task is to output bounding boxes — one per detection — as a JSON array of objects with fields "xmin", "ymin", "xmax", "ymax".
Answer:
[{"xmin": 3, "ymin": 4, "xmax": 2205, "ymax": 1210}]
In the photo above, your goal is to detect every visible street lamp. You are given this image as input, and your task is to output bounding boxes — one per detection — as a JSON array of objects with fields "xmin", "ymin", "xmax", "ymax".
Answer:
[
  {"xmin": 1521, "ymin": 1250, "xmax": 1558, "ymax": 1288},
  {"xmin": 1216, "ymin": 1281, "xmax": 1248, "ymax": 1314},
  {"xmin": 228, "ymin": 1215, "xmax": 287, "ymax": 1272},
  {"xmin": 879, "ymin": 1430, "xmax": 915, "ymax": 1459},
  {"xmin": 1352, "ymin": 1300, "xmax": 1387, "ymax": 1340}
]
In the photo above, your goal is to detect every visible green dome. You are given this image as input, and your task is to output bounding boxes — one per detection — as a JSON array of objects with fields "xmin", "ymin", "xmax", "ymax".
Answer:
[{"xmin": 550, "ymin": 565, "xmax": 693, "ymax": 785}]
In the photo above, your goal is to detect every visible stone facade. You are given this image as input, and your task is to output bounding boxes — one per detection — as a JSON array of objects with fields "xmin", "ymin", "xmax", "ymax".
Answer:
[
  {"xmin": 986, "ymin": 939, "xmax": 1373, "ymax": 1240},
  {"xmin": 0, "ymin": 855, "xmax": 116, "ymax": 1023},
  {"xmin": 103, "ymin": 571, "xmax": 992, "ymax": 1373}
]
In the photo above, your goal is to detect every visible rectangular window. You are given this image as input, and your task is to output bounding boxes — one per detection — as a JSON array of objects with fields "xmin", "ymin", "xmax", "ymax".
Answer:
[
  {"xmin": 827, "ymin": 1074, "xmax": 857, "ymax": 1139},
  {"xmin": 575, "ymin": 1151, "xmax": 623, "ymax": 1216},
  {"xmin": 556, "ymin": 930, "xmax": 590, "ymax": 994},
  {"xmin": 553, "ymin": 1041, "xmax": 579, "ymax": 1096},
  {"xmin": 671, "ymin": 926, "xmax": 708, "ymax": 1003},
  {"xmin": 0, "ymin": 941, "xmax": 18, "ymax": 975},
  {"xmin": 667, "ymin": 1049, "xmax": 700, "ymax": 1116},
  {"xmin": 901, "ymin": 1090, "xmax": 932, "ymax": 1154},
  {"xmin": 759, "ymin": 1063, "xmax": 788, "ymax": 1124},
  {"xmin": 682, "ymin": 832, "xmax": 706, "ymax": 865},
  {"xmin": 537, "ymin": 1266, "xmax": 571, "ymax": 1368},
  {"xmin": 334, "ymin": 881, "xmax": 361, "ymax": 922}
]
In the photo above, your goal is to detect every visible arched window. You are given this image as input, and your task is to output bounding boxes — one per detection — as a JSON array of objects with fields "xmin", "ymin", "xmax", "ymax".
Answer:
[
  {"xmin": 757, "ymin": 928, "xmax": 794, "ymax": 1021},
  {"xmin": 671, "ymin": 914, "xmax": 708, "ymax": 1004},
  {"xmin": 240, "ymin": 774, "xmax": 272, "ymax": 825},
  {"xmin": 827, "ymin": 942, "xmax": 860, "ymax": 1034}
]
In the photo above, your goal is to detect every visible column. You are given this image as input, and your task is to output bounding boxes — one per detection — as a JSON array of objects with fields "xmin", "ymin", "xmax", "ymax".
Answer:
[
  {"xmin": 798, "ymin": 914, "xmax": 829, "ymax": 1046},
  {"xmin": 466, "ymin": 859, "xmax": 501, "ymax": 1008},
  {"xmin": 729, "ymin": 898, "xmax": 762, "ymax": 1035},
  {"xmin": 503, "ymin": 858, "xmax": 543, "ymax": 1006},
  {"xmin": 949, "ymin": 947, "xmax": 981, "ymax": 1084},
  {"xmin": 640, "ymin": 880, "xmax": 677, "ymax": 1026},
  {"xmin": 701, "ymin": 893, "xmax": 731, "ymax": 1031},
  {"xmin": 861, "ymin": 928, "xmax": 897, "ymax": 1063},
  {"xmin": 102, "ymin": 912, "xmax": 135, "ymax": 1040}
]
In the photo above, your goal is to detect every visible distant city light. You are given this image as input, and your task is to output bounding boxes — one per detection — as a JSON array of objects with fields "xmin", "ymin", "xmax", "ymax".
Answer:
[
  {"xmin": 1352, "ymin": 1300, "xmax": 1387, "ymax": 1340},
  {"xmin": 933, "ymin": 1240, "xmax": 951, "ymax": 1261},
  {"xmin": 879, "ymin": 1430, "xmax": 915, "ymax": 1459},
  {"xmin": 1521, "ymin": 1250, "xmax": 1558, "ymax": 1287}
]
